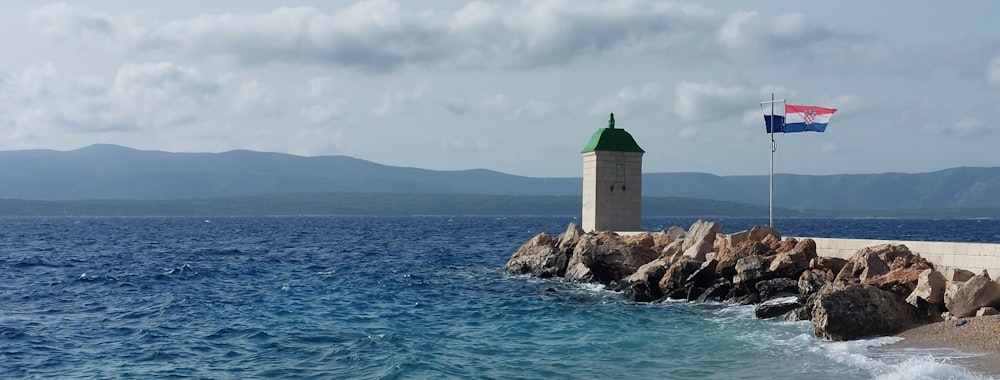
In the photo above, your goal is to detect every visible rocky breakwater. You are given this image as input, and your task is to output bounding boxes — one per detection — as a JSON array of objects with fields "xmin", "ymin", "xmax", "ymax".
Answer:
[{"xmin": 504, "ymin": 221, "xmax": 1000, "ymax": 341}]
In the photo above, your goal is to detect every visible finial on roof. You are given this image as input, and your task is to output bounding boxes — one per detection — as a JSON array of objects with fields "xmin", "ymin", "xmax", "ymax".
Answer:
[{"xmin": 608, "ymin": 113, "xmax": 615, "ymax": 129}]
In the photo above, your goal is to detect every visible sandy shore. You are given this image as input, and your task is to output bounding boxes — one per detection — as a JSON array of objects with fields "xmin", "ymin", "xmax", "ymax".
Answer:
[{"xmin": 887, "ymin": 315, "xmax": 1000, "ymax": 376}]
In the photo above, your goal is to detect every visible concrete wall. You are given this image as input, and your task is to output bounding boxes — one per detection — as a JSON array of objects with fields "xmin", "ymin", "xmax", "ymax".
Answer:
[
  {"xmin": 803, "ymin": 237, "xmax": 1000, "ymax": 279},
  {"xmin": 582, "ymin": 151, "xmax": 642, "ymax": 232}
]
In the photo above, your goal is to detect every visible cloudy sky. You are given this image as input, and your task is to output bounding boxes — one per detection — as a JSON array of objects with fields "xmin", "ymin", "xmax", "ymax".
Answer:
[{"xmin": 1, "ymin": 1, "xmax": 998, "ymax": 177}]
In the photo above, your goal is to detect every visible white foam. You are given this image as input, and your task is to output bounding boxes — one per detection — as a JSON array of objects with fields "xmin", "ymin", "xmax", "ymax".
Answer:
[{"xmin": 819, "ymin": 337, "xmax": 987, "ymax": 379}]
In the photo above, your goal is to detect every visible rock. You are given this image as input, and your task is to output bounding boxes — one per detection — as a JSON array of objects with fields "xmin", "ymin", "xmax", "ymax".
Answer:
[
  {"xmin": 755, "ymin": 278, "xmax": 799, "ymax": 301},
  {"xmin": 652, "ymin": 231, "xmax": 676, "ymax": 250},
  {"xmin": 682, "ymin": 239, "xmax": 714, "ymax": 262},
  {"xmin": 761, "ymin": 234, "xmax": 782, "ymax": 250},
  {"xmin": 866, "ymin": 268, "xmax": 923, "ymax": 298},
  {"xmin": 567, "ymin": 231, "xmax": 659, "ymax": 284},
  {"xmin": 620, "ymin": 257, "xmax": 671, "ymax": 302},
  {"xmin": 658, "ymin": 256, "xmax": 702, "ymax": 295},
  {"xmin": 810, "ymin": 256, "xmax": 848, "ymax": 274},
  {"xmin": 945, "ymin": 268, "xmax": 976, "ymax": 283},
  {"xmin": 905, "ymin": 269, "xmax": 946, "ymax": 307},
  {"xmin": 504, "ymin": 232, "xmax": 567, "ymax": 278},
  {"xmin": 660, "ymin": 241, "xmax": 684, "ymax": 262},
  {"xmin": 768, "ymin": 248, "xmax": 811, "ymax": 279},
  {"xmin": 686, "ymin": 259, "xmax": 720, "ymax": 287},
  {"xmin": 622, "ymin": 281, "xmax": 662, "ymax": 303},
  {"xmin": 716, "ymin": 240, "xmax": 772, "ymax": 279},
  {"xmin": 811, "ymin": 284, "xmax": 921, "ymax": 341},
  {"xmin": 945, "ymin": 271, "xmax": 1000, "ymax": 318},
  {"xmin": 696, "ymin": 279, "xmax": 733, "ymax": 302},
  {"xmin": 564, "ymin": 262, "xmax": 595, "ymax": 283},
  {"xmin": 556, "ymin": 223, "xmax": 586, "ymax": 252},
  {"xmin": 944, "ymin": 281, "xmax": 962, "ymax": 307},
  {"xmin": 733, "ymin": 254, "xmax": 771, "ymax": 292},
  {"xmin": 748, "ymin": 225, "xmax": 781, "ymax": 242},
  {"xmin": 664, "ymin": 226, "xmax": 686, "ymax": 240},
  {"xmin": 623, "ymin": 232, "xmax": 656, "ymax": 249},
  {"xmin": 717, "ymin": 230, "xmax": 750, "ymax": 253},
  {"xmin": 836, "ymin": 244, "xmax": 915, "ymax": 282},
  {"xmin": 799, "ymin": 269, "xmax": 833, "ymax": 295},
  {"xmin": 794, "ymin": 239, "xmax": 818, "ymax": 260},
  {"xmin": 681, "ymin": 220, "xmax": 722, "ymax": 254},
  {"xmin": 776, "ymin": 237, "xmax": 798, "ymax": 254},
  {"xmin": 755, "ymin": 296, "xmax": 804, "ymax": 319},
  {"xmin": 977, "ymin": 307, "xmax": 999, "ymax": 316}
]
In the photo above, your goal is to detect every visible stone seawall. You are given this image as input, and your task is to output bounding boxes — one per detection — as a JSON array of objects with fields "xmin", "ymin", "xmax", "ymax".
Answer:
[{"xmin": 801, "ymin": 237, "xmax": 1000, "ymax": 279}]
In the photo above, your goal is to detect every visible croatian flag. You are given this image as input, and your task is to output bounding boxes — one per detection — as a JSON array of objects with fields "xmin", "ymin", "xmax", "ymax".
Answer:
[{"xmin": 763, "ymin": 104, "xmax": 838, "ymax": 133}]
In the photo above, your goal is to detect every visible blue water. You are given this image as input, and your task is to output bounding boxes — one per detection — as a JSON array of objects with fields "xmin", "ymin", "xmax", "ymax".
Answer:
[{"xmin": 2, "ymin": 217, "xmax": 998, "ymax": 379}]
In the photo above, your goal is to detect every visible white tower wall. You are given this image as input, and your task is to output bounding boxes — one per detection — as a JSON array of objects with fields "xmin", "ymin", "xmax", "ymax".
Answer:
[{"xmin": 582, "ymin": 151, "xmax": 643, "ymax": 232}]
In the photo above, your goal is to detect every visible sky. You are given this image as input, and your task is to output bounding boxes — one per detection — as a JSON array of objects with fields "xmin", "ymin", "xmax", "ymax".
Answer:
[{"xmin": 0, "ymin": 1, "xmax": 998, "ymax": 178}]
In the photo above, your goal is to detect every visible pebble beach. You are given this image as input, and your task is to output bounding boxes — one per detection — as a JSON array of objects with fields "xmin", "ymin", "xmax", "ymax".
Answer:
[{"xmin": 889, "ymin": 316, "xmax": 1000, "ymax": 376}]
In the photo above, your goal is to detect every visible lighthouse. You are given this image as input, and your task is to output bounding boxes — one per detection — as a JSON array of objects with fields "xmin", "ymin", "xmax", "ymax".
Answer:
[{"xmin": 581, "ymin": 113, "xmax": 644, "ymax": 232}]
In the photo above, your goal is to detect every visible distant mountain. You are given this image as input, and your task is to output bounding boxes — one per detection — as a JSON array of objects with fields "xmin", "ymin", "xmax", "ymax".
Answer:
[{"xmin": 1, "ymin": 144, "xmax": 998, "ymax": 212}]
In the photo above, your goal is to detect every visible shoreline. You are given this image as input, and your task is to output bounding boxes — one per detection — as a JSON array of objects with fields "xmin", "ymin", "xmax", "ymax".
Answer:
[{"xmin": 885, "ymin": 316, "xmax": 1000, "ymax": 376}]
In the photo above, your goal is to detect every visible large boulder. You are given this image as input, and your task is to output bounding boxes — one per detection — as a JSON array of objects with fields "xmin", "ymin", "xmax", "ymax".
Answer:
[
  {"xmin": 944, "ymin": 268, "xmax": 975, "ymax": 283},
  {"xmin": 620, "ymin": 257, "xmax": 671, "ymax": 302},
  {"xmin": 556, "ymin": 223, "xmax": 586, "ymax": 253},
  {"xmin": 810, "ymin": 256, "xmax": 848, "ymax": 274},
  {"xmin": 755, "ymin": 278, "xmax": 799, "ymax": 301},
  {"xmin": 504, "ymin": 232, "xmax": 567, "ymax": 278},
  {"xmin": 682, "ymin": 240, "xmax": 714, "ymax": 262},
  {"xmin": 716, "ymin": 240, "xmax": 772, "ymax": 279},
  {"xmin": 905, "ymin": 269, "xmax": 946, "ymax": 306},
  {"xmin": 696, "ymin": 279, "xmax": 733, "ymax": 302},
  {"xmin": 799, "ymin": 269, "xmax": 833, "ymax": 295},
  {"xmin": 733, "ymin": 254, "xmax": 771, "ymax": 291},
  {"xmin": 945, "ymin": 271, "xmax": 1000, "ymax": 318},
  {"xmin": 568, "ymin": 232, "xmax": 659, "ymax": 284},
  {"xmin": 623, "ymin": 232, "xmax": 655, "ymax": 249},
  {"xmin": 658, "ymin": 256, "xmax": 702, "ymax": 295},
  {"xmin": 811, "ymin": 284, "xmax": 921, "ymax": 341},
  {"xmin": 672, "ymin": 221, "xmax": 720, "ymax": 263},
  {"xmin": 755, "ymin": 296, "xmax": 804, "ymax": 319},
  {"xmin": 768, "ymin": 247, "xmax": 811, "ymax": 279},
  {"xmin": 686, "ymin": 259, "xmax": 721, "ymax": 287},
  {"xmin": 836, "ymin": 244, "xmax": 915, "ymax": 282},
  {"xmin": 865, "ymin": 268, "xmax": 923, "ymax": 298},
  {"xmin": 564, "ymin": 262, "xmax": 594, "ymax": 283},
  {"xmin": 682, "ymin": 220, "xmax": 722, "ymax": 254}
]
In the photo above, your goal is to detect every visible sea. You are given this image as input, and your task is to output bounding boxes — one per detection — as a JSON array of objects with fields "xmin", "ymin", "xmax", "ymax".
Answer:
[{"xmin": 3, "ymin": 216, "xmax": 999, "ymax": 379}]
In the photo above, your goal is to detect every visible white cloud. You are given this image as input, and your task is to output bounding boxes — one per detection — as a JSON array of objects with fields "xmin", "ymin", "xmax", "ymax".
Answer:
[
  {"xmin": 989, "ymin": 56, "xmax": 1000, "ymax": 87},
  {"xmin": 673, "ymin": 81, "xmax": 755, "ymax": 123},
  {"xmin": 233, "ymin": 79, "xmax": 280, "ymax": 118},
  {"xmin": 591, "ymin": 83, "xmax": 664, "ymax": 115},
  {"xmin": 1, "ymin": 61, "xmax": 217, "ymax": 134},
  {"xmin": 27, "ymin": 3, "xmax": 131, "ymax": 48},
  {"xmin": 373, "ymin": 84, "xmax": 426, "ymax": 116}
]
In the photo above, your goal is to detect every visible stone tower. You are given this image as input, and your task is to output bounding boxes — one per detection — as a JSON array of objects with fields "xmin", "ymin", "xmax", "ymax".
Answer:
[{"xmin": 581, "ymin": 113, "xmax": 644, "ymax": 232}]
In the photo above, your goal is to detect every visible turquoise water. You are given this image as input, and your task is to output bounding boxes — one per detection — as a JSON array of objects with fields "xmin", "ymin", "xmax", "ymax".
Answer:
[{"xmin": 1, "ymin": 217, "xmax": 994, "ymax": 379}]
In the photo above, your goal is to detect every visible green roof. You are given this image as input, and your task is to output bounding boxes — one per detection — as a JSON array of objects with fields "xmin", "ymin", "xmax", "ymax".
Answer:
[{"xmin": 581, "ymin": 114, "xmax": 644, "ymax": 153}]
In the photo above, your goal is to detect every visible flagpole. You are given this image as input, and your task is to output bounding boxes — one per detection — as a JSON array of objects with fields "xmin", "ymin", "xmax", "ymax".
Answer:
[
  {"xmin": 760, "ymin": 94, "xmax": 785, "ymax": 228},
  {"xmin": 770, "ymin": 93, "xmax": 774, "ymax": 227}
]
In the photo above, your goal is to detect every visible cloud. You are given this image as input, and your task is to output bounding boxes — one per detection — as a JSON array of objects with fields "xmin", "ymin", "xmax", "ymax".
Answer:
[
  {"xmin": 925, "ymin": 117, "xmax": 992, "ymax": 137},
  {"xmin": 373, "ymin": 84, "xmax": 426, "ymax": 116},
  {"xmin": 27, "ymin": 3, "xmax": 128, "ymax": 48},
  {"xmin": 673, "ymin": 81, "xmax": 755, "ymax": 123},
  {"xmin": 990, "ymin": 56, "xmax": 1000, "ymax": 86},
  {"xmin": 441, "ymin": 92, "xmax": 553, "ymax": 121},
  {"xmin": 232, "ymin": 79, "xmax": 280, "ymax": 118},
  {"xmin": 1, "ymin": 61, "xmax": 218, "ymax": 134},
  {"xmin": 591, "ymin": 83, "xmax": 664, "ymax": 115},
  {"xmin": 25, "ymin": 1, "xmax": 725, "ymax": 72}
]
